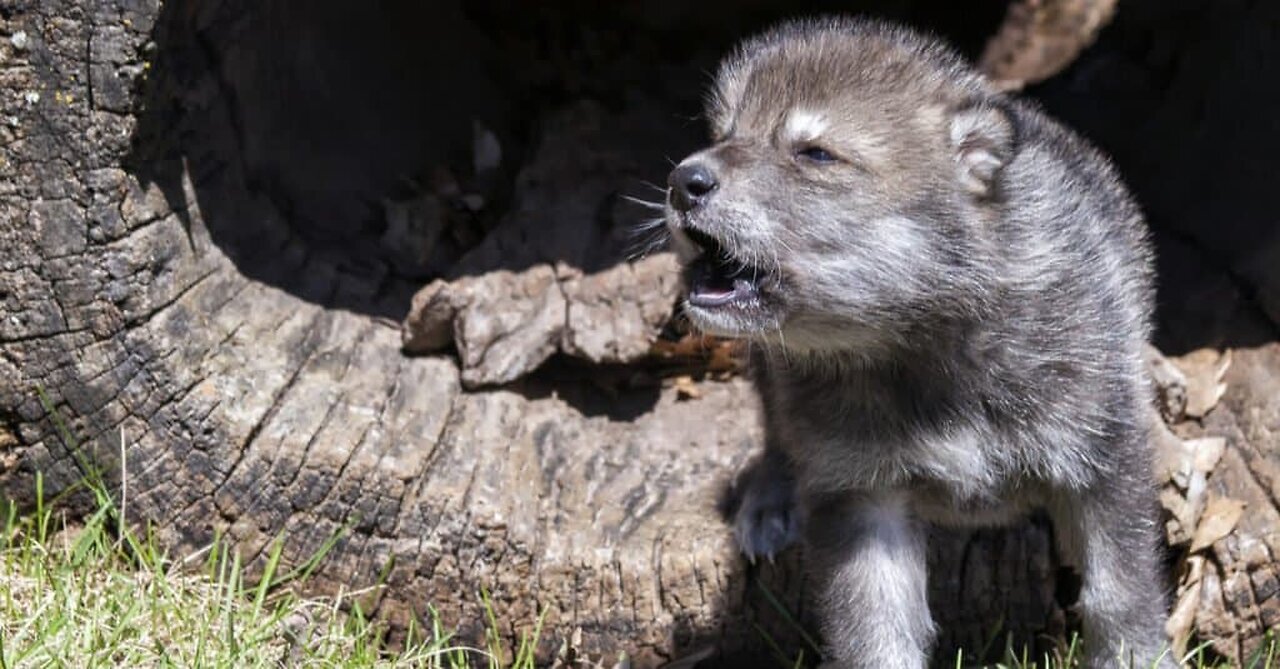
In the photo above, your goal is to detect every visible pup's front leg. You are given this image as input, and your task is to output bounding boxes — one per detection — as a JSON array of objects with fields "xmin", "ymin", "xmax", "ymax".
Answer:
[
  {"xmin": 729, "ymin": 444, "xmax": 804, "ymax": 562},
  {"xmin": 809, "ymin": 493, "xmax": 935, "ymax": 669}
]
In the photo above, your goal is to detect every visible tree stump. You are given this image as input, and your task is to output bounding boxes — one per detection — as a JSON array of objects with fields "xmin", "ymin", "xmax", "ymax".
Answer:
[{"xmin": 1, "ymin": 1, "xmax": 1277, "ymax": 666}]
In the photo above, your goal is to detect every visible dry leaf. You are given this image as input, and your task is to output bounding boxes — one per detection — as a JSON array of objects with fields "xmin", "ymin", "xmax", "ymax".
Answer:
[
  {"xmin": 1175, "ymin": 348, "xmax": 1232, "ymax": 418},
  {"xmin": 1156, "ymin": 431, "xmax": 1223, "ymax": 546},
  {"xmin": 1180, "ymin": 471, "xmax": 1208, "ymax": 536},
  {"xmin": 1160, "ymin": 486, "xmax": 1192, "ymax": 545},
  {"xmin": 651, "ymin": 333, "xmax": 714, "ymax": 359},
  {"xmin": 1165, "ymin": 555, "xmax": 1206, "ymax": 657},
  {"xmin": 707, "ymin": 339, "xmax": 744, "ymax": 372},
  {"xmin": 650, "ymin": 334, "xmax": 744, "ymax": 374},
  {"xmin": 1188, "ymin": 437, "xmax": 1227, "ymax": 474},
  {"xmin": 1165, "ymin": 580, "xmax": 1201, "ymax": 656},
  {"xmin": 1153, "ymin": 419, "xmax": 1190, "ymax": 486},
  {"xmin": 673, "ymin": 375, "xmax": 702, "ymax": 400},
  {"xmin": 1189, "ymin": 496, "xmax": 1246, "ymax": 552}
]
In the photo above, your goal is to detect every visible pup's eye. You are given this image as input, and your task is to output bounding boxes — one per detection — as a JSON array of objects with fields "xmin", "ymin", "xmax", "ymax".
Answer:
[{"xmin": 796, "ymin": 146, "xmax": 838, "ymax": 163}]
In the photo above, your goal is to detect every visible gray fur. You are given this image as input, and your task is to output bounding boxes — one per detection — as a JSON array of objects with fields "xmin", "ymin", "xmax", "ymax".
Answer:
[{"xmin": 663, "ymin": 17, "xmax": 1172, "ymax": 668}]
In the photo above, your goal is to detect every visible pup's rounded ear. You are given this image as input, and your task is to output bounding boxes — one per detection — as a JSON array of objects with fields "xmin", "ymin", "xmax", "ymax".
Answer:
[{"xmin": 949, "ymin": 102, "xmax": 1015, "ymax": 198}]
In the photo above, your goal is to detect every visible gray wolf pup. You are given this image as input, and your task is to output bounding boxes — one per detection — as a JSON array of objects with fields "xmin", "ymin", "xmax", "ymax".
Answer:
[{"xmin": 663, "ymin": 17, "xmax": 1171, "ymax": 668}]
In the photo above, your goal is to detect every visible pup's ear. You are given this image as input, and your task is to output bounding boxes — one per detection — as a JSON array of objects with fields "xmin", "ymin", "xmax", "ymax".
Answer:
[{"xmin": 949, "ymin": 103, "xmax": 1014, "ymax": 198}]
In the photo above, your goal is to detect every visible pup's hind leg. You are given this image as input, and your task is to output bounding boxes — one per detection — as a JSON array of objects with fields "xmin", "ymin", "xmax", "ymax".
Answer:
[{"xmin": 1050, "ymin": 463, "xmax": 1174, "ymax": 668}]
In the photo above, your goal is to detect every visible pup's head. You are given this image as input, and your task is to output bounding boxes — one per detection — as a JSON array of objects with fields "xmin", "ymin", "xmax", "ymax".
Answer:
[{"xmin": 666, "ymin": 17, "xmax": 1014, "ymax": 353}]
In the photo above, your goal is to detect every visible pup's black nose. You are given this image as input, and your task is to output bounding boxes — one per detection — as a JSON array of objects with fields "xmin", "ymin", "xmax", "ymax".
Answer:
[{"xmin": 668, "ymin": 162, "xmax": 718, "ymax": 212}]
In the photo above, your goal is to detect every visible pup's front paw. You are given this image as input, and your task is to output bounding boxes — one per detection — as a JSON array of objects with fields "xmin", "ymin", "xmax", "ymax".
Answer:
[{"xmin": 732, "ymin": 472, "xmax": 803, "ymax": 563}]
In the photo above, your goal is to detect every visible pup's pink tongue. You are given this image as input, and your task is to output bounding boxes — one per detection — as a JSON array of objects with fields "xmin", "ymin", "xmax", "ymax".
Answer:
[{"xmin": 689, "ymin": 277, "xmax": 759, "ymax": 308}]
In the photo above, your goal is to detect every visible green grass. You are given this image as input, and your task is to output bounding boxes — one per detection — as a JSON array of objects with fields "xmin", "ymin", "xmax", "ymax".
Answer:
[
  {"xmin": 0, "ymin": 389, "xmax": 544, "ymax": 668},
  {"xmin": 0, "ymin": 471, "xmax": 547, "ymax": 669}
]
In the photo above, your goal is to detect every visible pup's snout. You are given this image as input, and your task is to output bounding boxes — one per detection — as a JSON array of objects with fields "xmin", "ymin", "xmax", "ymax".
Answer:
[{"xmin": 668, "ymin": 162, "xmax": 718, "ymax": 213}]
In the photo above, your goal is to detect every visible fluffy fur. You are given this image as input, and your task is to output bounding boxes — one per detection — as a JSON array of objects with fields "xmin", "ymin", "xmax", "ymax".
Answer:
[{"xmin": 663, "ymin": 17, "xmax": 1171, "ymax": 668}]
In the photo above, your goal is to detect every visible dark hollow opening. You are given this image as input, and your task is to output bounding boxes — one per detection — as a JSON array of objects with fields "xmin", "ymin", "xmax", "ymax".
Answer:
[{"xmin": 128, "ymin": 0, "xmax": 1011, "ymax": 319}]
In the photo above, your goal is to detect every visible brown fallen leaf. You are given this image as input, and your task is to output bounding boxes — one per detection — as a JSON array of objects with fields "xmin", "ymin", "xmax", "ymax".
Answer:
[
  {"xmin": 649, "ymin": 332, "xmax": 745, "ymax": 375},
  {"xmin": 707, "ymin": 339, "xmax": 745, "ymax": 372},
  {"xmin": 1189, "ymin": 496, "xmax": 1246, "ymax": 553}
]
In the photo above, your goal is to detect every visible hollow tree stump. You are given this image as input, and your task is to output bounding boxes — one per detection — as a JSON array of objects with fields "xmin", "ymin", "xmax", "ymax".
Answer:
[{"xmin": 2, "ymin": 1, "xmax": 1278, "ymax": 667}]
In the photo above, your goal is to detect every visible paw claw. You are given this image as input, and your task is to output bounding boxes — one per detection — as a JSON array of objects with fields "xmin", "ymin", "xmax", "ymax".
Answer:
[{"xmin": 732, "ymin": 476, "xmax": 803, "ymax": 561}]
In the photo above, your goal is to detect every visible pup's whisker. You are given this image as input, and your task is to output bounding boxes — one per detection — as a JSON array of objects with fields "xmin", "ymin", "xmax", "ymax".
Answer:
[{"xmin": 621, "ymin": 195, "xmax": 666, "ymax": 210}]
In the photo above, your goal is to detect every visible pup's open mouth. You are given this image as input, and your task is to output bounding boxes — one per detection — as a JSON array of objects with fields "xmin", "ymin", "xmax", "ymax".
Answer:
[{"xmin": 683, "ymin": 227, "xmax": 763, "ymax": 309}]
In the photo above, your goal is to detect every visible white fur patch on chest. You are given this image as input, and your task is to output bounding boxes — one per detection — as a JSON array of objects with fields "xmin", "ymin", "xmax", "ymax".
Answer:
[{"xmin": 912, "ymin": 429, "xmax": 995, "ymax": 484}]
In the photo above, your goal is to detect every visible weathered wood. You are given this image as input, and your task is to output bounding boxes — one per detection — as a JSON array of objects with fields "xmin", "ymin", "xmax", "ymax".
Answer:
[
  {"xmin": 979, "ymin": 0, "xmax": 1117, "ymax": 90},
  {"xmin": 1169, "ymin": 345, "xmax": 1280, "ymax": 663},
  {"xmin": 2, "ymin": 1, "xmax": 1279, "ymax": 667}
]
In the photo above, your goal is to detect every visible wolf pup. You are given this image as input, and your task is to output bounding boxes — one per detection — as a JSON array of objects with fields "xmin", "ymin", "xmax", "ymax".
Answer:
[{"xmin": 663, "ymin": 17, "xmax": 1171, "ymax": 669}]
